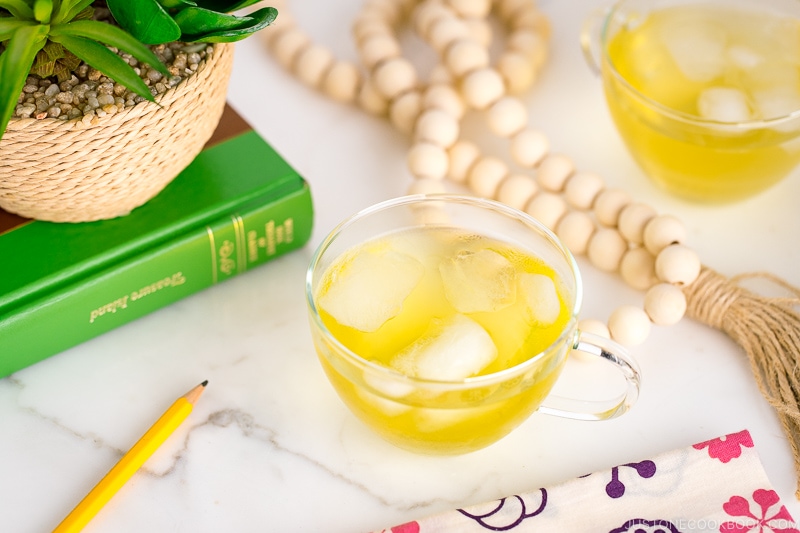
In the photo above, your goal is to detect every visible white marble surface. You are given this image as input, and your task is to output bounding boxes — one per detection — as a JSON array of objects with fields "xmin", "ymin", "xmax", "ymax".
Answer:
[{"xmin": 4, "ymin": 1, "xmax": 800, "ymax": 532}]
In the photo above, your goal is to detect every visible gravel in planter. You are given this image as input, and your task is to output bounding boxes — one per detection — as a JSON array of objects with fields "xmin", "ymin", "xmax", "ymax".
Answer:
[{"xmin": 6, "ymin": 7, "xmax": 214, "ymax": 126}]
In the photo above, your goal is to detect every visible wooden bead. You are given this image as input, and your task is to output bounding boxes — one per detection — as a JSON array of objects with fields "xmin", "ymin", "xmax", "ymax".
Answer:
[
  {"xmin": 537, "ymin": 153, "xmax": 574, "ymax": 192},
  {"xmin": 514, "ymin": 7, "xmax": 552, "ymax": 39},
  {"xmin": 373, "ymin": 58, "xmax": 417, "ymax": 100},
  {"xmin": 468, "ymin": 156, "xmax": 508, "ymax": 198},
  {"xmin": 423, "ymin": 84, "xmax": 465, "ymax": 119},
  {"xmin": 414, "ymin": 108, "xmax": 460, "ymax": 148},
  {"xmin": 524, "ymin": 191, "xmax": 566, "ymax": 230},
  {"xmin": 587, "ymin": 228, "xmax": 627, "ymax": 272},
  {"xmin": 556, "ymin": 210, "xmax": 595, "ymax": 256},
  {"xmin": 594, "ymin": 188, "xmax": 631, "ymax": 227},
  {"xmin": 655, "ymin": 244, "xmax": 701, "ymax": 287},
  {"xmin": 618, "ymin": 202, "xmax": 656, "ymax": 245},
  {"xmin": 407, "ymin": 142, "xmax": 449, "ymax": 180},
  {"xmin": 507, "ymin": 30, "xmax": 548, "ymax": 69},
  {"xmin": 447, "ymin": 140, "xmax": 480, "ymax": 183},
  {"xmin": 487, "ymin": 96, "xmax": 528, "ymax": 138},
  {"xmin": 358, "ymin": 34, "xmax": 401, "ymax": 70},
  {"xmin": 413, "ymin": 2, "xmax": 452, "ymax": 38},
  {"xmin": 445, "ymin": 39, "xmax": 490, "ymax": 78},
  {"xmin": 643, "ymin": 214, "xmax": 686, "ymax": 255},
  {"xmin": 497, "ymin": 0, "xmax": 530, "ymax": 22},
  {"xmin": 619, "ymin": 247, "xmax": 658, "ymax": 291},
  {"xmin": 295, "ymin": 44, "xmax": 334, "ymax": 88},
  {"xmin": 429, "ymin": 17, "xmax": 471, "ymax": 53},
  {"xmin": 460, "ymin": 67, "xmax": 506, "ymax": 110},
  {"xmin": 496, "ymin": 173, "xmax": 538, "ymax": 210},
  {"xmin": 408, "ymin": 177, "xmax": 448, "ymax": 195},
  {"xmin": 497, "ymin": 51, "xmax": 536, "ymax": 94},
  {"xmin": 389, "ymin": 90, "xmax": 422, "ymax": 135},
  {"xmin": 357, "ymin": 78, "xmax": 388, "ymax": 115},
  {"xmin": 352, "ymin": 18, "xmax": 392, "ymax": 45},
  {"xmin": 261, "ymin": 17, "xmax": 295, "ymax": 48},
  {"xmin": 510, "ymin": 129, "xmax": 549, "ymax": 168},
  {"xmin": 608, "ymin": 305, "xmax": 651, "ymax": 346},
  {"xmin": 464, "ymin": 18, "xmax": 492, "ymax": 48},
  {"xmin": 564, "ymin": 172, "xmax": 604, "ymax": 210},
  {"xmin": 272, "ymin": 28, "xmax": 311, "ymax": 69},
  {"xmin": 445, "ymin": 0, "xmax": 491, "ymax": 18},
  {"xmin": 362, "ymin": 0, "xmax": 401, "ymax": 23},
  {"xmin": 579, "ymin": 318, "xmax": 610, "ymax": 339},
  {"xmin": 322, "ymin": 61, "xmax": 361, "ymax": 103},
  {"xmin": 644, "ymin": 283, "xmax": 687, "ymax": 326}
]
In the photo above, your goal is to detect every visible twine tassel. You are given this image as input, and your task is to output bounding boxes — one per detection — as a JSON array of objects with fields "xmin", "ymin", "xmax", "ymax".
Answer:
[{"xmin": 684, "ymin": 267, "xmax": 800, "ymax": 498}]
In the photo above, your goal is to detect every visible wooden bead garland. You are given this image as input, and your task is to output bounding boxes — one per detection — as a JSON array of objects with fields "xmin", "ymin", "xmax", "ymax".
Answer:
[
  {"xmin": 264, "ymin": 0, "xmax": 800, "ymax": 495},
  {"xmin": 264, "ymin": 0, "xmax": 698, "ymax": 349}
]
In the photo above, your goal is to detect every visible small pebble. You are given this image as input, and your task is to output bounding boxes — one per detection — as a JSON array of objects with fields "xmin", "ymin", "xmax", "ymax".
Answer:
[{"xmin": 7, "ymin": 12, "xmax": 215, "ymax": 123}]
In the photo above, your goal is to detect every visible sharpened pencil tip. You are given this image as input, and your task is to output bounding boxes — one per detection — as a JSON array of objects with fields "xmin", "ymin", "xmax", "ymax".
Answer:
[{"xmin": 201, "ymin": 380, "xmax": 208, "ymax": 387}]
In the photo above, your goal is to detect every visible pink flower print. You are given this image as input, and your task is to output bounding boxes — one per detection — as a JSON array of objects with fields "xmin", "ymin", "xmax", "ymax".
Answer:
[
  {"xmin": 693, "ymin": 430, "xmax": 754, "ymax": 463},
  {"xmin": 719, "ymin": 489, "xmax": 799, "ymax": 533},
  {"xmin": 386, "ymin": 522, "xmax": 420, "ymax": 533}
]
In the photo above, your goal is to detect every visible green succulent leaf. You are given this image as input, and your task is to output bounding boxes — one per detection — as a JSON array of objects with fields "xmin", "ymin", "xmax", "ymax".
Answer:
[
  {"xmin": 106, "ymin": 0, "xmax": 180, "ymax": 45},
  {"xmin": 192, "ymin": 0, "xmax": 264, "ymax": 12},
  {"xmin": 178, "ymin": 6, "xmax": 276, "ymax": 43},
  {"xmin": 48, "ymin": 33, "xmax": 156, "ymax": 102},
  {"xmin": 0, "ymin": 24, "xmax": 48, "ymax": 140},
  {"xmin": 173, "ymin": 6, "xmax": 251, "ymax": 35},
  {"xmin": 0, "ymin": 0, "xmax": 35, "ymax": 20},
  {"xmin": 51, "ymin": 0, "xmax": 93, "ymax": 24},
  {"xmin": 51, "ymin": 19, "xmax": 171, "ymax": 77},
  {"xmin": 33, "ymin": 0, "xmax": 53, "ymax": 23},
  {"xmin": 0, "ymin": 17, "xmax": 35, "ymax": 41},
  {"xmin": 158, "ymin": 0, "xmax": 196, "ymax": 9}
]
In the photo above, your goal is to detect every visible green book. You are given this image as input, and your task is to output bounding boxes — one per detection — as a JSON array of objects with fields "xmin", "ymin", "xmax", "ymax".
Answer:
[{"xmin": 0, "ymin": 104, "xmax": 314, "ymax": 378}]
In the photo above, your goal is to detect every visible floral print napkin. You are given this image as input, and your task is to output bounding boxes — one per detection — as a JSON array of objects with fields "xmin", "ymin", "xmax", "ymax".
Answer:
[{"xmin": 373, "ymin": 430, "xmax": 798, "ymax": 533}]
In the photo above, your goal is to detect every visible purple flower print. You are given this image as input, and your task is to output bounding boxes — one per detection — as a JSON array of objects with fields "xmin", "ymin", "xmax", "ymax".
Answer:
[
  {"xmin": 457, "ymin": 489, "xmax": 547, "ymax": 530},
  {"xmin": 606, "ymin": 461, "xmax": 657, "ymax": 498},
  {"xmin": 720, "ymin": 489, "xmax": 799, "ymax": 533},
  {"xmin": 693, "ymin": 430, "xmax": 754, "ymax": 463}
]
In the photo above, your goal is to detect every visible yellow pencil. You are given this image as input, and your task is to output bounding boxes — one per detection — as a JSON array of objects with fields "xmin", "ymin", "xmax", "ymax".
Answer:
[{"xmin": 53, "ymin": 380, "xmax": 208, "ymax": 533}]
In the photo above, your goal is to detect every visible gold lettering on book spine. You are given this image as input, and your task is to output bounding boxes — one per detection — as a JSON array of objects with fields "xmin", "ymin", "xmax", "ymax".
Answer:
[
  {"xmin": 232, "ymin": 215, "xmax": 246, "ymax": 273},
  {"xmin": 207, "ymin": 226, "xmax": 218, "ymax": 284}
]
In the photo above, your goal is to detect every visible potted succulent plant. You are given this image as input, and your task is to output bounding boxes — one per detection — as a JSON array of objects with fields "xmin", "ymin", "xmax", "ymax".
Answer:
[{"xmin": 0, "ymin": 0, "xmax": 277, "ymax": 222}]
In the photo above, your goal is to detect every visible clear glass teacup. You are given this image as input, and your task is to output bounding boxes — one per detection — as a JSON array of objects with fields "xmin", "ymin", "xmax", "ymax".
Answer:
[
  {"xmin": 583, "ymin": 0, "xmax": 800, "ymax": 203},
  {"xmin": 306, "ymin": 195, "xmax": 641, "ymax": 455}
]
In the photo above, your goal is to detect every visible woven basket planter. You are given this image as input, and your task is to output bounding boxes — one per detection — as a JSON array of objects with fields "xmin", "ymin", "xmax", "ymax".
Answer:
[{"xmin": 0, "ymin": 42, "xmax": 235, "ymax": 223}]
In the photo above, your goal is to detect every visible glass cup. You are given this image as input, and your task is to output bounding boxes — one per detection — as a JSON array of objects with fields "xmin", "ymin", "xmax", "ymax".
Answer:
[
  {"xmin": 582, "ymin": 0, "xmax": 800, "ymax": 203},
  {"xmin": 306, "ymin": 195, "xmax": 641, "ymax": 455}
]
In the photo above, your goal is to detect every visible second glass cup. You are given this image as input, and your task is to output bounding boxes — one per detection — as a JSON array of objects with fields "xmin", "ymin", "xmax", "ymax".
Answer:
[
  {"xmin": 306, "ymin": 195, "xmax": 641, "ymax": 455},
  {"xmin": 584, "ymin": 0, "xmax": 800, "ymax": 203}
]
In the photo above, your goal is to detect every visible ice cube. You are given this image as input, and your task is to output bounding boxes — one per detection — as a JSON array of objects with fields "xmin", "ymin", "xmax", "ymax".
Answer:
[
  {"xmin": 519, "ymin": 273, "xmax": 561, "ymax": 326},
  {"xmin": 318, "ymin": 248, "xmax": 424, "ymax": 332},
  {"xmin": 697, "ymin": 87, "xmax": 752, "ymax": 123},
  {"xmin": 726, "ymin": 45, "xmax": 763, "ymax": 70},
  {"xmin": 439, "ymin": 248, "xmax": 516, "ymax": 313},
  {"xmin": 390, "ymin": 314, "xmax": 498, "ymax": 381},
  {"xmin": 660, "ymin": 19, "xmax": 726, "ymax": 82},
  {"xmin": 753, "ymin": 87, "xmax": 800, "ymax": 120},
  {"xmin": 356, "ymin": 386, "xmax": 412, "ymax": 417}
]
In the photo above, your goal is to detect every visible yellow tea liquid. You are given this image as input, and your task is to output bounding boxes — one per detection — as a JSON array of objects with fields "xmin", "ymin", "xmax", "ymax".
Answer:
[
  {"xmin": 313, "ymin": 225, "xmax": 572, "ymax": 454},
  {"xmin": 603, "ymin": 3, "xmax": 800, "ymax": 202}
]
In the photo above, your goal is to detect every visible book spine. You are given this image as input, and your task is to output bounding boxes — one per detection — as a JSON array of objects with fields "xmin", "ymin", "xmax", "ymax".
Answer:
[{"xmin": 0, "ymin": 183, "xmax": 313, "ymax": 378}]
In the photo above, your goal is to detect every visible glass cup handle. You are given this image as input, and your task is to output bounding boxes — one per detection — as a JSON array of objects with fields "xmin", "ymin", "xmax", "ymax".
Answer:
[
  {"xmin": 580, "ymin": 5, "xmax": 611, "ymax": 76},
  {"xmin": 537, "ymin": 331, "xmax": 642, "ymax": 421}
]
